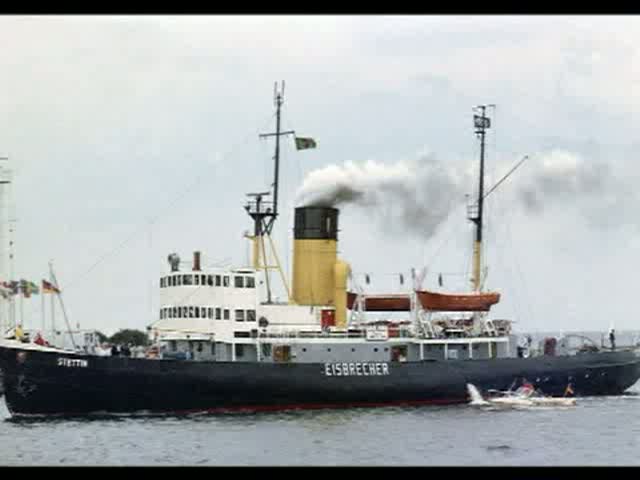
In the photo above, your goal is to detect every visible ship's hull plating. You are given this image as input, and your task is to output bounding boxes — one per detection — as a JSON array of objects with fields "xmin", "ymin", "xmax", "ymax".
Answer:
[{"xmin": 0, "ymin": 345, "xmax": 638, "ymax": 416}]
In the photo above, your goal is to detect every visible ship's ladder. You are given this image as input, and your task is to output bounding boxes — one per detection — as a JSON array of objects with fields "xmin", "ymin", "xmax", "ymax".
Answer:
[{"xmin": 483, "ymin": 318, "xmax": 498, "ymax": 336}]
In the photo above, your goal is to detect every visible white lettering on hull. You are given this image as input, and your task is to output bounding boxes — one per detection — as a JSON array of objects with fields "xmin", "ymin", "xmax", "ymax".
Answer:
[
  {"xmin": 323, "ymin": 362, "xmax": 390, "ymax": 376},
  {"xmin": 57, "ymin": 358, "xmax": 88, "ymax": 368}
]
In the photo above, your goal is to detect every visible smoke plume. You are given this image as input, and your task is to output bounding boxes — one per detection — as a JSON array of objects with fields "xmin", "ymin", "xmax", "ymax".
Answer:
[
  {"xmin": 295, "ymin": 155, "xmax": 468, "ymax": 239},
  {"xmin": 516, "ymin": 150, "xmax": 635, "ymax": 228},
  {"xmin": 295, "ymin": 149, "xmax": 636, "ymax": 242}
]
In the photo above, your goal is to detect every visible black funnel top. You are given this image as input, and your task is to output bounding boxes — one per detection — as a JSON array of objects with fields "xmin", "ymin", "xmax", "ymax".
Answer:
[{"xmin": 294, "ymin": 207, "xmax": 339, "ymax": 240}]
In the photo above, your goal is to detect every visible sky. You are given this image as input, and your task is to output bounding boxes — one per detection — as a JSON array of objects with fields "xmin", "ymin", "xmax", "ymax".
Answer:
[{"xmin": 0, "ymin": 15, "xmax": 639, "ymax": 336}]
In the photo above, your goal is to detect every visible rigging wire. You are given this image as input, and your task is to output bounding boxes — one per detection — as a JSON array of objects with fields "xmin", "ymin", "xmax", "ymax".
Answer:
[
  {"xmin": 505, "ymin": 207, "xmax": 535, "ymax": 329},
  {"xmin": 63, "ymin": 112, "xmax": 277, "ymax": 291}
]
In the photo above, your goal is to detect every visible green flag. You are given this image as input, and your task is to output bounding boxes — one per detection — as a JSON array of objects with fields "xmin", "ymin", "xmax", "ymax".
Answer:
[{"xmin": 295, "ymin": 137, "xmax": 317, "ymax": 150}]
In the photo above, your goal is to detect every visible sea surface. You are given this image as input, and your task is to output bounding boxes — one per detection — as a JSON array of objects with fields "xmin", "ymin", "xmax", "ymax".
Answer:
[{"xmin": 0, "ymin": 381, "xmax": 638, "ymax": 466}]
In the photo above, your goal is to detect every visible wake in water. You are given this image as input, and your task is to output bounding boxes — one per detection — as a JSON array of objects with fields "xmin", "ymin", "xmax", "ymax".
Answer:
[{"xmin": 467, "ymin": 384, "xmax": 490, "ymax": 406}]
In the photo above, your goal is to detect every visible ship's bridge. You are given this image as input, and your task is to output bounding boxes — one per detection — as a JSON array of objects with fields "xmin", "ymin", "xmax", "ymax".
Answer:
[{"xmin": 150, "ymin": 251, "xmax": 261, "ymax": 341}]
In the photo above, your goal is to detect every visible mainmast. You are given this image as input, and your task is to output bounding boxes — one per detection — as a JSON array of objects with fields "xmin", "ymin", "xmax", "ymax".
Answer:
[
  {"xmin": 469, "ymin": 105, "xmax": 493, "ymax": 292},
  {"xmin": 245, "ymin": 81, "xmax": 295, "ymax": 303}
]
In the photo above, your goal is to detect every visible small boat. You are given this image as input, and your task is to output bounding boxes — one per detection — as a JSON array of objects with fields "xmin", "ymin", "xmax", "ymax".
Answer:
[
  {"xmin": 467, "ymin": 383, "xmax": 577, "ymax": 407},
  {"xmin": 346, "ymin": 292, "xmax": 411, "ymax": 311},
  {"xmin": 417, "ymin": 289, "xmax": 500, "ymax": 312},
  {"xmin": 346, "ymin": 290, "xmax": 501, "ymax": 312}
]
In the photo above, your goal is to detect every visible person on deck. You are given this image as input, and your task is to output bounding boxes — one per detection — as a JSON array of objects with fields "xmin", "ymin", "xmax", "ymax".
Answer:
[
  {"xmin": 15, "ymin": 324, "xmax": 24, "ymax": 342},
  {"xmin": 34, "ymin": 332, "xmax": 46, "ymax": 346},
  {"xmin": 609, "ymin": 329, "xmax": 616, "ymax": 351}
]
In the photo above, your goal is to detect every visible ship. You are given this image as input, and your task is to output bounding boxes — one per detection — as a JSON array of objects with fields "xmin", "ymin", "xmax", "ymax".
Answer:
[{"xmin": 0, "ymin": 84, "xmax": 639, "ymax": 417}]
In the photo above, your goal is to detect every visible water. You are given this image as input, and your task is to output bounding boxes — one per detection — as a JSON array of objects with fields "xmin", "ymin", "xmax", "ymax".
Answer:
[{"xmin": 1, "ymin": 382, "xmax": 638, "ymax": 466}]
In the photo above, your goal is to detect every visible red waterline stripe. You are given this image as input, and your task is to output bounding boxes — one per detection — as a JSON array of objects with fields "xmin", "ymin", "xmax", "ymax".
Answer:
[
  {"xmin": 172, "ymin": 397, "xmax": 469, "ymax": 415},
  {"xmin": 10, "ymin": 397, "xmax": 469, "ymax": 417}
]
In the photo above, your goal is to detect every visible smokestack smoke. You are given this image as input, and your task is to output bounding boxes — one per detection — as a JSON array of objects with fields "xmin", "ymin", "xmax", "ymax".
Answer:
[
  {"xmin": 295, "ymin": 155, "xmax": 467, "ymax": 239},
  {"xmin": 295, "ymin": 149, "xmax": 635, "ymax": 242},
  {"xmin": 516, "ymin": 150, "xmax": 635, "ymax": 228}
]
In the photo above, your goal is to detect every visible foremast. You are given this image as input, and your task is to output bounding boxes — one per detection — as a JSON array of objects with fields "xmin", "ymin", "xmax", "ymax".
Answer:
[{"xmin": 244, "ymin": 81, "xmax": 295, "ymax": 303}]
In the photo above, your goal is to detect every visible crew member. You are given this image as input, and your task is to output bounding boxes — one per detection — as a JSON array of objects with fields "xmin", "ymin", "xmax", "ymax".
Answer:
[
  {"xmin": 15, "ymin": 324, "xmax": 25, "ymax": 342},
  {"xmin": 609, "ymin": 328, "xmax": 616, "ymax": 351}
]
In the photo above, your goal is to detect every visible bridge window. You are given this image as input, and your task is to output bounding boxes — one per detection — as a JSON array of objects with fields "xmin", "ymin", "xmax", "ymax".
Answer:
[
  {"xmin": 177, "ymin": 276, "xmax": 182, "ymax": 286},
  {"xmin": 207, "ymin": 275, "xmax": 214, "ymax": 286},
  {"xmin": 201, "ymin": 274, "xmax": 206, "ymax": 285},
  {"xmin": 224, "ymin": 309, "xmax": 230, "ymax": 320},
  {"xmin": 194, "ymin": 275, "xmax": 200, "ymax": 286},
  {"xmin": 235, "ymin": 309, "xmax": 245, "ymax": 322},
  {"xmin": 234, "ymin": 276, "xmax": 244, "ymax": 288},
  {"xmin": 200, "ymin": 307, "xmax": 206, "ymax": 318},
  {"xmin": 172, "ymin": 307, "xmax": 177, "ymax": 318},
  {"xmin": 223, "ymin": 276, "xmax": 229, "ymax": 287},
  {"xmin": 195, "ymin": 307, "xmax": 200, "ymax": 319},
  {"xmin": 235, "ymin": 344, "xmax": 244, "ymax": 357},
  {"xmin": 246, "ymin": 277, "xmax": 255, "ymax": 288},
  {"xmin": 208, "ymin": 307, "xmax": 213, "ymax": 319},
  {"xmin": 246, "ymin": 310, "xmax": 256, "ymax": 322},
  {"xmin": 182, "ymin": 306, "xmax": 188, "ymax": 318},
  {"xmin": 216, "ymin": 308, "xmax": 222, "ymax": 320},
  {"xmin": 171, "ymin": 276, "xmax": 176, "ymax": 287},
  {"xmin": 183, "ymin": 275, "xmax": 193, "ymax": 286},
  {"xmin": 160, "ymin": 278, "xmax": 165, "ymax": 288},
  {"xmin": 215, "ymin": 275, "xmax": 221, "ymax": 287}
]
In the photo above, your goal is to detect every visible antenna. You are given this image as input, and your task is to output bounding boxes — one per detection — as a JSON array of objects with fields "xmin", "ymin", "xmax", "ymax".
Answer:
[{"xmin": 255, "ymin": 81, "xmax": 295, "ymax": 235}]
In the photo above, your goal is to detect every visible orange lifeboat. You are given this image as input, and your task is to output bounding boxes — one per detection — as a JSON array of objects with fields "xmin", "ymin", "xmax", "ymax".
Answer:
[
  {"xmin": 416, "ymin": 289, "xmax": 500, "ymax": 312},
  {"xmin": 346, "ymin": 292, "xmax": 411, "ymax": 311}
]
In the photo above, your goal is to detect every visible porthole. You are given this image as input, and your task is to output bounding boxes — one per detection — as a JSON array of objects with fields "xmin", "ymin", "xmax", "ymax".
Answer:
[
  {"xmin": 327, "ymin": 348, "xmax": 331, "ymax": 352},
  {"xmin": 351, "ymin": 348, "xmax": 356, "ymax": 352},
  {"xmin": 302, "ymin": 348, "xmax": 307, "ymax": 352},
  {"xmin": 374, "ymin": 348, "xmax": 378, "ymax": 352}
]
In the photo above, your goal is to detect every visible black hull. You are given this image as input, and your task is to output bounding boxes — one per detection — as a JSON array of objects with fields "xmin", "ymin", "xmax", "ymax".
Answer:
[{"xmin": 0, "ymin": 345, "xmax": 639, "ymax": 416}]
